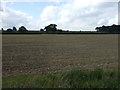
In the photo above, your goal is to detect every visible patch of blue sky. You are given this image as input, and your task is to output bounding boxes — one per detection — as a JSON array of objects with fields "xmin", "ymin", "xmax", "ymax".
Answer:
[{"xmin": 8, "ymin": 2, "xmax": 66, "ymax": 22}]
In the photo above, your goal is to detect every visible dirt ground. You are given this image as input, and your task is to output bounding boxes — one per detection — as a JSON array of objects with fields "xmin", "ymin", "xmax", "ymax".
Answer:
[{"xmin": 2, "ymin": 34, "xmax": 118, "ymax": 77}]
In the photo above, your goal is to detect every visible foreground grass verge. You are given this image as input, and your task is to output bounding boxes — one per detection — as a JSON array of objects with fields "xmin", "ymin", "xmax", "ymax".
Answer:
[{"xmin": 3, "ymin": 68, "xmax": 119, "ymax": 88}]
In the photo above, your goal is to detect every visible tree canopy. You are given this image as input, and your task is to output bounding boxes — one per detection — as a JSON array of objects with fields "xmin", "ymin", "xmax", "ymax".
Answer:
[
  {"xmin": 44, "ymin": 24, "xmax": 57, "ymax": 32},
  {"xmin": 13, "ymin": 27, "xmax": 17, "ymax": 32},
  {"xmin": 18, "ymin": 26, "xmax": 28, "ymax": 32},
  {"xmin": 6, "ymin": 28, "xmax": 13, "ymax": 32},
  {"xmin": 95, "ymin": 24, "xmax": 120, "ymax": 33}
]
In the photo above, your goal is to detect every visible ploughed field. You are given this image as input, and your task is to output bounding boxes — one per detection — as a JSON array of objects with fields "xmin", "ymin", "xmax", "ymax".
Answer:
[{"xmin": 2, "ymin": 34, "xmax": 118, "ymax": 77}]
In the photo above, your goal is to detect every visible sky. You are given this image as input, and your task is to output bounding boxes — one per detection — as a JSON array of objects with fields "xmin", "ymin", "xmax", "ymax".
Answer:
[{"xmin": 0, "ymin": 0, "xmax": 119, "ymax": 31}]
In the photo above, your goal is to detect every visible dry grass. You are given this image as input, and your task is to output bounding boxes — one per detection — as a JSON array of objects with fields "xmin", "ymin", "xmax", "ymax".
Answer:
[{"xmin": 2, "ymin": 34, "xmax": 118, "ymax": 77}]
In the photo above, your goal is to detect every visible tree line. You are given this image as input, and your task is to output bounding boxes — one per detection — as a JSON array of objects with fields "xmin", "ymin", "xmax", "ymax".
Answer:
[
  {"xmin": 1, "ymin": 26, "xmax": 28, "ymax": 32},
  {"xmin": 1, "ymin": 24, "xmax": 120, "ymax": 33},
  {"xmin": 1, "ymin": 24, "xmax": 64, "ymax": 33},
  {"xmin": 95, "ymin": 24, "xmax": 120, "ymax": 33}
]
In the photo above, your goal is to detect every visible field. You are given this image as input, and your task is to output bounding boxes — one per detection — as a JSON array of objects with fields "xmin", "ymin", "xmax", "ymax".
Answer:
[
  {"xmin": 2, "ymin": 34, "xmax": 119, "ymax": 88},
  {"xmin": 3, "ymin": 34, "xmax": 118, "ymax": 76}
]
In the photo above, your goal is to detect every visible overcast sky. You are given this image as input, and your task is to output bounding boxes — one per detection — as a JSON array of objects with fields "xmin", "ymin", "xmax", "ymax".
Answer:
[{"xmin": 0, "ymin": 0, "xmax": 119, "ymax": 31}]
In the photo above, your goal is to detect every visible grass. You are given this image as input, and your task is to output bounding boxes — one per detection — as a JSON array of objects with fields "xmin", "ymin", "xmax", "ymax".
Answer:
[{"xmin": 2, "ymin": 68, "xmax": 119, "ymax": 88}]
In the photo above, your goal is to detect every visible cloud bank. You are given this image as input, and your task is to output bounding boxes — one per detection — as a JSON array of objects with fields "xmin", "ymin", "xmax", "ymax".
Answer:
[
  {"xmin": 0, "ymin": 1, "xmax": 33, "ymax": 30},
  {"xmin": 0, "ymin": 0, "xmax": 118, "ymax": 31},
  {"xmin": 38, "ymin": 0, "xmax": 118, "ymax": 30}
]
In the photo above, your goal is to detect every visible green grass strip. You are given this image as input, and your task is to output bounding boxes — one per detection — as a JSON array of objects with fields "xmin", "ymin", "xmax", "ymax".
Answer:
[{"xmin": 2, "ymin": 68, "xmax": 120, "ymax": 88}]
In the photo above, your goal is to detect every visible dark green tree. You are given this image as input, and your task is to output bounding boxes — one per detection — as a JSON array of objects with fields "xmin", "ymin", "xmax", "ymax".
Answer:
[
  {"xmin": 95, "ymin": 27, "xmax": 99, "ymax": 32},
  {"xmin": 13, "ymin": 27, "xmax": 17, "ymax": 32},
  {"xmin": 40, "ymin": 29, "xmax": 44, "ymax": 32},
  {"xmin": 95, "ymin": 24, "xmax": 120, "ymax": 33},
  {"xmin": 6, "ymin": 28, "xmax": 13, "ymax": 32},
  {"xmin": 57, "ymin": 29, "xmax": 63, "ymax": 32},
  {"xmin": 18, "ymin": 26, "xmax": 28, "ymax": 32},
  {"xmin": 1, "ymin": 28, "xmax": 4, "ymax": 32},
  {"xmin": 44, "ymin": 24, "xmax": 57, "ymax": 32}
]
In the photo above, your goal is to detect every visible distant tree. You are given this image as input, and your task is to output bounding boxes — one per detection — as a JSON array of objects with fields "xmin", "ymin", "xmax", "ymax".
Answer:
[
  {"xmin": 40, "ymin": 29, "xmax": 44, "ymax": 32},
  {"xmin": 95, "ymin": 24, "xmax": 120, "ymax": 33},
  {"xmin": 44, "ymin": 24, "xmax": 57, "ymax": 32},
  {"xmin": 66, "ymin": 30, "xmax": 69, "ymax": 32},
  {"xmin": 1, "ymin": 28, "xmax": 4, "ymax": 32},
  {"xmin": 110, "ymin": 24, "xmax": 118, "ymax": 32},
  {"xmin": 57, "ymin": 29, "xmax": 63, "ymax": 32},
  {"xmin": 6, "ymin": 28, "xmax": 13, "ymax": 32},
  {"xmin": 13, "ymin": 27, "xmax": 17, "ymax": 32},
  {"xmin": 18, "ymin": 26, "xmax": 28, "ymax": 32},
  {"xmin": 95, "ymin": 27, "xmax": 99, "ymax": 32}
]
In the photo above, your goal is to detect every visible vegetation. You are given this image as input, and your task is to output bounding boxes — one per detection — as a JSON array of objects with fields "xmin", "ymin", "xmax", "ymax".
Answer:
[
  {"xmin": 2, "ymin": 34, "xmax": 118, "ymax": 88},
  {"xmin": 13, "ymin": 26, "xmax": 17, "ymax": 32},
  {"xmin": 95, "ymin": 24, "xmax": 120, "ymax": 33},
  {"xmin": 1, "ymin": 24, "xmax": 120, "ymax": 34},
  {"xmin": 18, "ymin": 26, "xmax": 28, "ymax": 32},
  {"xmin": 44, "ymin": 24, "xmax": 57, "ymax": 32},
  {"xmin": 3, "ymin": 68, "xmax": 119, "ymax": 88},
  {"xmin": 6, "ymin": 28, "xmax": 13, "ymax": 32}
]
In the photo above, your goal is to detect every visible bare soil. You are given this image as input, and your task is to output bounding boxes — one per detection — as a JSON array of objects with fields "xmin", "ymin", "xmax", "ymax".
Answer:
[{"xmin": 2, "ymin": 34, "xmax": 118, "ymax": 77}]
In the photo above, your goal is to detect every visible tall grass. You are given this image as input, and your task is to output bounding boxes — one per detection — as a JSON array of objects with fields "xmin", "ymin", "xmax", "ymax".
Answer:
[{"xmin": 3, "ymin": 68, "xmax": 119, "ymax": 88}]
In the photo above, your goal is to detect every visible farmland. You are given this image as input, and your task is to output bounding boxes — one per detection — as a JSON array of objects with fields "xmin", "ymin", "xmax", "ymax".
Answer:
[
  {"xmin": 2, "ymin": 34, "xmax": 118, "ymax": 77},
  {"xmin": 2, "ymin": 34, "xmax": 119, "ymax": 88}
]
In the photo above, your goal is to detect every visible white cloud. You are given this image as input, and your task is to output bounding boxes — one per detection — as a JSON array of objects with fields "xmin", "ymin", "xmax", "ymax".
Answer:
[
  {"xmin": 118, "ymin": 2, "xmax": 120, "ymax": 25},
  {"xmin": 36, "ymin": 1, "xmax": 118, "ymax": 31},
  {"xmin": 1, "ymin": 0, "xmax": 119, "ymax": 2},
  {"xmin": 0, "ymin": 2, "xmax": 33, "ymax": 30},
  {"xmin": 1, "ymin": 0, "xmax": 72, "ymax": 3},
  {"xmin": 97, "ymin": 19, "xmax": 107, "ymax": 25},
  {"xmin": 118, "ymin": 12, "xmax": 120, "ymax": 25},
  {"xmin": 0, "ymin": 0, "xmax": 118, "ymax": 31},
  {"xmin": 108, "ymin": 15, "xmax": 118, "ymax": 25}
]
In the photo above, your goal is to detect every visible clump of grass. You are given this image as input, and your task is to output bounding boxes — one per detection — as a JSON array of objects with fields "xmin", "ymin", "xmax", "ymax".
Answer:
[{"xmin": 2, "ymin": 68, "xmax": 119, "ymax": 88}]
